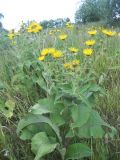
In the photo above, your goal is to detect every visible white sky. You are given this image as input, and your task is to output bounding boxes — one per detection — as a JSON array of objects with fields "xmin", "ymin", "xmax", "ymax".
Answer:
[{"xmin": 0, "ymin": 0, "xmax": 80, "ymax": 30}]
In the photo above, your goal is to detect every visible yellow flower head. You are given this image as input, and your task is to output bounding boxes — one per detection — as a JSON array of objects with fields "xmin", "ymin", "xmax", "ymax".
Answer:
[
  {"xmin": 38, "ymin": 56, "xmax": 45, "ymax": 61},
  {"xmin": 12, "ymin": 41, "xmax": 17, "ymax": 45},
  {"xmin": 40, "ymin": 48, "xmax": 61, "ymax": 59},
  {"xmin": 88, "ymin": 30, "xmax": 97, "ymax": 35},
  {"xmin": 52, "ymin": 50, "xmax": 63, "ymax": 58},
  {"xmin": 66, "ymin": 22, "xmax": 74, "ymax": 29},
  {"xmin": 102, "ymin": 29, "xmax": 116, "ymax": 37},
  {"xmin": 41, "ymin": 48, "xmax": 49, "ymax": 56},
  {"xmin": 83, "ymin": 48, "xmax": 93, "ymax": 56},
  {"xmin": 66, "ymin": 21, "xmax": 71, "ymax": 26},
  {"xmin": 40, "ymin": 48, "xmax": 63, "ymax": 59},
  {"xmin": 48, "ymin": 48, "xmax": 56, "ymax": 54},
  {"xmin": 8, "ymin": 33, "xmax": 14, "ymax": 39},
  {"xmin": 68, "ymin": 47, "xmax": 79, "ymax": 53},
  {"xmin": 64, "ymin": 60, "xmax": 80, "ymax": 70},
  {"xmin": 64, "ymin": 63, "xmax": 72, "ymax": 69},
  {"xmin": 49, "ymin": 30, "xmax": 55, "ymax": 35},
  {"xmin": 72, "ymin": 60, "xmax": 80, "ymax": 66},
  {"xmin": 27, "ymin": 22, "xmax": 43, "ymax": 33},
  {"xmin": 85, "ymin": 40, "xmax": 96, "ymax": 46},
  {"xmin": 118, "ymin": 33, "xmax": 120, "ymax": 37},
  {"xmin": 59, "ymin": 34, "xmax": 68, "ymax": 40}
]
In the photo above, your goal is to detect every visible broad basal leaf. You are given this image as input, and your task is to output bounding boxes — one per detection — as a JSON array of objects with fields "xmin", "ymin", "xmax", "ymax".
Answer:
[
  {"xmin": 31, "ymin": 132, "xmax": 57, "ymax": 160},
  {"xmin": 71, "ymin": 104, "xmax": 91, "ymax": 128},
  {"xmin": 50, "ymin": 113, "xmax": 65, "ymax": 126},
  {"xmin": 29, "ymin": 103, "xmax": 51, "ymax": 115},
  {"xmin": 17, "ymin": 113, "xmax": 62, "ymax": 143},
  {"xmin": 65, "ymin": 143, "xmax": 92, "ymax": 159},
  {"xmin": 29, "ymin": 97, "xmax": 64, "ymax": 115},
  {"xmin": 77, "ymin": 110, "xmax": 116, "ymax": 138}
]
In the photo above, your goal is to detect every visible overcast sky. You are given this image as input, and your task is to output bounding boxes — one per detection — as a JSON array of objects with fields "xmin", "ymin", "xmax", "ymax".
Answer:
[{"xmin": 0, "ymin": 0, "xmax": 80, "ymax": 30}]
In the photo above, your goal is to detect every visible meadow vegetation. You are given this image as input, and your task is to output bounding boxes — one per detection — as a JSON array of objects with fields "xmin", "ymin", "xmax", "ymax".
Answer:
[{"xmin": 0, "ymin": 20, "xmax": 120, "ymax": 160}]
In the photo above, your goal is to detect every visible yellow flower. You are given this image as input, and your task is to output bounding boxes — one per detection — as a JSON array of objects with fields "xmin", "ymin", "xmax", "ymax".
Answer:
[
  {"xmin": 88, "ymin": 30, "xmax": 97, "ymax": 35},
  {"xmin": 102, "ymin": 29, "xmax": 116, "ymax": 37},
  {"xmin": 38, "ymin": 56, "xmax": 45, "ymax": 61},
  {"xmin": 59, "ymin": 34, "xmax": 68, "ymax": 40},
  {"xmin": 83, "ymin": 48, "xmax": 93, "ymax": 56},
  {"xmin": 8, "ymin": 33, "xmax": 14, "ymax": 39},
  {"xmin": 64, "ymin": 63, "xmax": 72, "ymax": 69},
  {"xmin": 118, "ymin": 33, "xmax": 120, "ymax": 36},
  {"xmin": 40, "ymin": 48, "xmax": 60, "ymax": 58},
  {"xmin": 85, "ymin": 40, "xmax": 96, "ymax": 46},
  {"xmin": 52, "ymin": 50, "xmax": 63, "ymax": 58},
  {"xmin": 40, "ymin": 48, "xmax": 63, "ymax": 59},
  {"xmin": 27, "ymin": 22, "xmax": 42, "ymax": 33},
  {"xmin": 64, "ymin": 60, "xmax": 80, "ymax": 70},
  {"xmin": 49, "ymin": 30, "xmax": 55, "ymax": 35},
  {"xmin": 72, "ymin": 60, "xmax": 80, "ymax": 66},
  {"xmin": 41, "ymin": 48, "xmax": 49, "ymax": 56},
  {"xmin": 12, "ymin": 41, "xmax": 17, "ymax": 45},
  {"xmin": 66, "ymin": 22, "xmax": 74, "ymax": 29},
  {"xmin": 68, "ymin": 47, "xmax": 79, "ymax": 53},
  {"xmin": 48, "ymin": 48, "xmax": 56, "ymax": 54},
  {"xmin": 66, "ymin": 21, "xmax": 71, "ymax": 26}
]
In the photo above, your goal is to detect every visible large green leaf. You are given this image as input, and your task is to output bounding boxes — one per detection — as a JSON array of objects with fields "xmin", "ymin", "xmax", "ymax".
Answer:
[
  {"xmin": 20, "ymin": 127, "xmax": 34, "ymax": 140},
  {"xmin": 77, "ymin": 110, "xmax": 116, "ymax": 138},
  {"xmin": 31, "ymin": 132, "xmax": 57, "ymax": 160},
  {"xmin": 71, "ymin": 104, "xmax": 91, "ymax": 128},
  {"xmin": 90, "ymin": 125, "xmax": 105, "ymax": 138},
  {"xmin": 29, "ymin": 97, "xmax": 64, "ymax": 115},
  {"xmin": 35, "ymin": 76, "xmax": 48, "ymax": 92},
  {"xmin": 50, "ymin": 113, "xmax": 65, "ymax": 126},
  {"xmin": 79, "ymin": 83, "xmax": 92, "ymax": 95},
  {"xmin": 17, "ymin": 113, "xmax": 62, "ymax": 143},
  {"xmin": 79, "ymin": 83, "xmax": 105, "ymax": 97},
  {"xmin": 65, "ymin": 143, "xmax": 92, "ymax": 159},
  {"xmin": 20, "ymin": 123, "xmax": 56, "ymax": 140},
  {"xmin": 65, "ymin": 129, "xmax": 76, "ymax": 138},
  {"xmin": 54, "ymin": 83, "xmax": 79, "ymax": 103},
  {"xmin": 19, "ymin": 123, "xmax": 43, "ymax": 140},
  {"xmin": 29, "ymin": 103, "xmax": 51, "ymax": 115}
]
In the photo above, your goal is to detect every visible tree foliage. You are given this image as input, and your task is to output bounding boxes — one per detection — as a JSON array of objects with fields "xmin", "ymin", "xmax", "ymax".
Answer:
[
  {"xmin": 40, "ymin": 18, "xmax": 70, "ymax": 29},
  {"xmin": 75, "ymin": 0, "xmax": 120, "ymax": 25},
  {"xmin": 0, "ymin": 13, "xmax": 4, "ymax": 29},
  {"xmin": 107, "ymin": 0, "xmax": 120, "ymax": 25}
]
